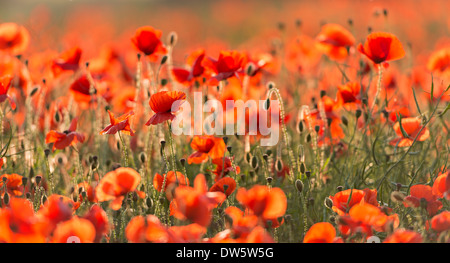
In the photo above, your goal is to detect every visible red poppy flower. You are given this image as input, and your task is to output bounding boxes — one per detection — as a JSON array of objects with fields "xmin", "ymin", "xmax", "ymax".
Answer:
[
  {"xmin": 316, "ymin": 23, "xmax": 355, "ymax": 60},
  {"xmin": 153, "ymin": 171, "xmax": 189, "ymax": 200},
  {"xmin": 0, "ymin": 173, "xmax": 23, "ymax": 196},
  {"xmin": 0, "ymin": 75, "xmax": 16, "ymax": 110},
  {"xmin": 383, "ymin": 229, "xmax": 423, "ymax": 243},
  {"xmin": 224, "ymin": 206, "xmax": 259, "ymax": 237},
  {"xmin": 210, "ymin": 157, "xmax": 240, "ymax": 181},
  {"xmin": 45, "ymin": 118, "xmax": 85, "ymax": 151},
  {"xmin": 427, "ymin": 47, "xmax": 450, "ymax": 77},
  {"xmin": 390, "ymin": 117, "xmax": 430, "ymax": 147},
  {"xmin": 209, "ymin": 177, "xmax": 236, "ymax": 197},
  {"xmin": 403, "ymin": 184, "xmax": 442, "ymax": 216},
  {"xmin": 202, "ymin": 50, "xmax": 246, "ymax": 86},
  {"xmin": 431, "ymin": 211, "xmax": 450, "ymax": 233},
  {"xmin": 236, "ymin": 185, "xmax": 287, "ymax": 221},
  {"xmin": 96, "ymin": 167, "xmax": 141, "ymax": 210},
  {"xmin": 0, "ymin": 23, "xmax": 30, "ymax": 55},
  {"xmin": 100, "ymin": 110, "xmax": 135, "ymax": 136},
  {"xmin": 432, "ymin": 170, "xmax": 450, "ymax": 200},
  {"xmin": 167, "ymin": 223, "xmax": 207, "ymax": 243},
  {"xmin": 329, "ymin": 188, "xmax": 378, "ymax": 216},
  {"xmin": 131, "ymin": 26, "xmax": 167, "ymax": 61},
  {"xmin": 145, "ymin": 90, "xmax": 186, "ymax": 125},
  {"xmin": 76, "ymin": 181, "xmax": 97, "ymax": 203},
  {"xmin": 126, "ymin": 215, "xmax": 169, "ymax": 243},
  {"xmin": 172, "ymin": 49, "xmax": 207, "ymax": 86},
  {"xmin": 69, "ymin": 74, "xmax": 96, "ymax": 107},
  {"xmin": 188, "ymin": 136, "xmax": 226, "ymax": 164},
  {"xmin": 170, "ymin": 173, "xmax": 226, "ymax": 227},
  {"xmin": 51, "ymin": 216, "xmax": 96, "ymax": 243},
  {"xmin": 51, "ymin": 47, "xmax": 82, "ymax": 76},
  {"xmin": 37, "ymin": 194, "xmax": 77, "ymax": 234},
  {"xmin": 83, "ymin": 205, "xmax": 109, "ymax": 243},
  {"xmin": 357, "ymin": 32, "xmax": 405, "ymax": 64},
  {"xmin": 336, "ymin": 81, "xmax": 362, "ymax": 109},
  {"xmin": 0, "ymin": 197, "xmax": 46, "ymax": 243},
  {"xmin": 303, "ymin": 222, "xmax": 342, "ymax": 243}
]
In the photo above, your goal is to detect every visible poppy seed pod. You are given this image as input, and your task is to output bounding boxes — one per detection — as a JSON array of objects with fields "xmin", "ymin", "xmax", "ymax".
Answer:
[
  {"xmin": 300, "ymin": 162, "xmax": 306, "ymax": 174},
  {"xmin": 22, "ymin": 177, "xmax": 28, "ymax": 186},
  {"xmin": 180, "ymin": 158, "xmax": 186, "ymax": 166},
  {"xmin": 355, "ymin": 109, "xmax": 362, "ymax": 119},
  {"xmin": 35, "ymin": 175, "xmax": 42, "ymax": 185},
  {"xmin": 139, "ymin": 152, "xmax": 147, "ymax": 164},
  {"xmin": 275, "ymin": 158, "xmax": 283, "ymax": 172},
  {"xmin": 267, "ymin": 177, "xmax": 273, "ymax": 184},
  {"xmin": 146, "ymin": 197, "xmax": 153, "ymax": 209},
  {"xmin": 305, "ymin": 171, "xmax": 311, "ymax": 178},
  {"xmin": 26, "ymin": 192, "xmax": 31, "ymax": 199},
  {"xmin": 160, "ymin": 55, "xmax": 168, "ymax": 65},
  {"xmin": 298, "ymin": 120, "xmax": 305, "ymax": 133},
  {"xmin": 167, "ymin": 31, "xmax": 178, "ymax": 46},
  {"xmin": 305, "ymin": 133, "xmax": 312, "ymax": 143},
  {"xmin": 336, "ymin": 186, "xmax": 343, "ymax": 192},
  {"xmin": 160, "ymin": 78, "xmax": 168, "ymax": 86},
  {"xmin": 267, "ymin": 82, "xmax": 275, "ymax": 90},
  {"xmin": 295, "ymin": 179, "xmax": 303, "ymax": 193},
  {"xmin": 44, "ymin": 148, "xmax": 50, "ymax": 158}
]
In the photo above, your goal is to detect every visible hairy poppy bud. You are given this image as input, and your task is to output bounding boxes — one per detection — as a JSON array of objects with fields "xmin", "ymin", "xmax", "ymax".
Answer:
[
  {"xmin": 245, "ymin": 62, "xmax": 255, "ymax": 76},
  {"xmin": 222, "ymin": 136, "xmax": 228, "ymax": 145},
  {"xmin": 146, "ymin": 197, "xmax": 153, "ymax": 209},
  {"xmin": 168, "ymin": 31, "xmax": 178, "ymax": 46},
  {"xmin": 3, "ymin": 192, "xmax": 10, "ymax": 205},
  {"xmin": 140, "ymin": 152, "xmax": 147, "ymax": 164},
  {"xmin": 251, "ymin": 155, "xmax": 259, "ymax": 169},
  {"xmin": 324, "ymin": 197, "xmax": 333, "ymax": 209},
  {"xmin": 263, "ymin": 154, "xmax": 269, "ymax": 163},
  {"xmin": 227, "ymin": 146, "xmax": 232, "ymax": 154},
  {"xmin": 44, "ymin": 149, "xmax": 50, "ymax": 158},
  {"xmin": 160, "ymin": 78, "xmax": 168, "ymax": 87},
  {"xmin": 300, "ymin": 162, "xmax": 306, "ymax": 174},
  {"xmin": 305, "ymin": 171, "xmax": 311, "ymax": 178},
  {"xmin": 341, "ymin": 116, "xmax": 348, "ymax": 126},
  {"xmin": 180, "ymin": 158, "xmax": 186, "ymax": 166},
  {"xmin": 35, "ymin": 175, "xmax": 42, "ymax": 185},
  {"xmin": 295, "ymin": 179, "xmax": 303, "ymax": 193},
  {"xmin": 298, "ymin": 120, "xmax": 305, "ymax": 133},
  {"xmin": 22, "ymin": 177, "xmax": 28, "ymax": 186},
  {"xmin": 314, "ymin": 125, "xmax": 320, "ymax": 133},
  {"xmin": 320, "ymin": 90, "xmax": 326, "ymax": 98},
  {"xmin": 26, "ymin": 192, "xmax": 31, "ymax": 199},
  {"xmin": 160, "ymin": 55, "xmax": 168, "ymax": 65},
  {"xmin": 275, "ymin": 158, "xmax": 283, "ymax": 172},
  {"xmin": 355, "ymin": 109, "xmax": 362, "ymax": 119}
]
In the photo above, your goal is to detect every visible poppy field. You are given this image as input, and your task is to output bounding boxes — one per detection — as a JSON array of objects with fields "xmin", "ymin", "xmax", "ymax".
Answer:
[{"xmin": 0, "ymin": 0, "xmax": 449, "ymax": 244}]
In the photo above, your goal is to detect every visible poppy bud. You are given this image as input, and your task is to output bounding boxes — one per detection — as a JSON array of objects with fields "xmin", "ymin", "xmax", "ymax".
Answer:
[
  {"xmin": 116, "ymin": 141, "xmax": 121, "ymax": 151},
  {"xmin": 245, "ymin": 62, "xmax": 255, "ymax": 76},
  {"xmin": 22, "ymin": 177, "xmax": 28, "ymax": 186},
  {"xmin": 161, "ymin": 78, "xmax": 168, "ymax": 87},
  {"xmin": 35, "ymin": 175, "xmax": 42, "ymax": 185},
  {"xmin": 383, "ymin": 9, "xmax": 388, "ymax": 16},
  {"xmin": 227, "ymin": 146, "xmax": 232, "ymax": 154},
  {"xmin": 264, "ymin": 98, "xmax": 270, "ymax": 110},
  {"xmin": 396, "ymin": 183, "xmax": 403, "ymax": 191},
  {"xmin": 355, "ymin": 109, "xmax": 362, "ymax": 119},
  {"xmin": 347, "ymin": 19, "xmax": 353, "ymax": 26},
  {"xmin": 111, "ymin": 163, "xmax": 121, "ymax": 171},
  {"xmin": 285, "ymin": 214, "xmax": 292, "ymax": 224},
  {"xmin": 222, "ymin": 136, "xmax": 229, "ymax": 145},
  {"xmin": 3, "ymin": 192, "xmax": 9, "ymax": 205},
  {"xmin": 30, "ymin": 86, "xmax": 39, "ymax": 97},
  {"xmin": 168, "ymin": 31, "xmax": 178, "ymax": 46},
  {"xmin": 179, "ymin": 158, "xmax": 186, "ymax": 166},
  {"xmin": 81, "ymin": 191, "xmax": 87, "ymax": 199},
  {"xmin": 362, "ymin": 97, "xmax": 368, "ymax": 106},
  {"xmin": 240, "ymin": 174, "xmax": 246, "ymax": 181},
  {"xmin": 222, "ymin": 184, "xmax": 229, "ymax": 192},
  {"xmin": 250, "ymin": 155, "xmax": 258, "ymax": 169},
  {"xmin": 314, "ymin": 125, "xmax": 320, "ymax": 133},
  {"xmin": 320, "ymin": 90, "xmax": 326, "ymax": 98},
  {"xmin": 26, "ymin": 192, "xmax": 31, "ymax": 199},
  {"xmin": 298, "ymin": 120, "xmax": 305, "ymax": 133},
  {"xmin": 341, "ymin": 116, "xmax": 348, "ymax": 126},
  {"xmin": 263, "ymin": 154, "xmax": 269, "ymax": 163},
  {"xmin": 267, "ymin": 82, "xmax": 275, "ymax": 90},
  {"xmin": 300, "ymin": 162, "xmax": 306, "ymax": 174},
  {"xmin": 54, "ymin": 111, "xmax": 60, "ymax": 123},
  {"xmin": 275, "ymin": 158, "xmax": 283, "ymax": 172},
  {"xmin": 160, "ymin": 140, "xmax": 166, "ymax": 152},
  {"xmin": 41, "ymin": 194, "xmax": 48, "ymax": 205},
  {"xmin": 295, "ymin": 19, "xmax": 302, "ymax": 28},
  {"xmin": 146, "ymin": 197, "xmax": 153, "ymax": 209},
  {"xmin": 368, "ymin": 26, "xmax": 372, "ymax": 33},
  {"xmin": 329, "ymin": 216, "xmax": 336, "ymax": 223},
  {"xmin": 106, "ymin": 159, "xmax": 111, "ymax": 167},
  {"xmin": 245, "ymin": 152, "xmax": 252, "ymax": 164},
  {"xmin": 2, "ymin": 177, "xmax": 7, "ymax": 183},
  {"xmin": 73, "ymin": 195, "xmax": 77, "ymax": 203},
  {"xmin": 336, "ymin": 186, "xmax": 343, "ymax": 192},
  {"xmin": 140, "ymin": 152, "xmax": 147, "ymax": 164},
  {"xmin": 305, "ymin": 133, "xmax": 311, "ymax": 143},
  {"xmin": 295, "ymin": 179, "xmax": 303, "ymax": 193},
  {"xmin": 44, "ymin": 149, "xmax": 50, "ymax": 158},
  {"xmin": 160, "ymin": 55, "xmax": 168, "ymax": 65},
  {"xmin": 308, "ymin": 197, "xmax": 315, "ymax": 207},
  {"xmin": 277, "ymin": 22, "xmax": 285, "ymax": 31},
  {"xmin": 324, "ymin": 197, "xmax": 333, "ymax": 209},
  {"xmin": 266, "ymin": 177, "xmax": 273, "ymax": 184},
  {"xmin": 266, "ymin": 220, "xmax": 272, "ymax": 229}
]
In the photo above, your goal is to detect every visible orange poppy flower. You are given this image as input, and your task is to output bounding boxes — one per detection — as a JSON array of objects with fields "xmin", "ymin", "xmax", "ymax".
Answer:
[
  {"xmin": 329, "ymin": 188, "xmax": 378, "ymax": 216},
  {"xmin": 51, "ymin": 47, "xmax": 82, "ymax": 76},
  {"xmin": 69, "ymin": 74, "xmax": 96, "ymax": 107},
  {"xmin": 100, "ymin": 110, "xmax": 135, "ymax": 136},
  {"xmin": 303, "ymin": 222, "xmax": 341, "ymax": 243},
  {"xmin": 209, "ymin": 177, "xmax": 236, "ymax": 197},
  {"xmin": 131, "ymin": 26, "xmax": 167, "ymax": 61},
  {"xmin": 0, "ymin": 197, "xmax": 46, "ymax": 243},
  {"xmin": 427, "ymin": 47, "xmax": 450, "ymax": 77},
  {"xmin": 45, "ymin": 117, "xmax": 85, "ymax": 151},
  {"xmin": 145, "ymin": 90, "xmax": 186, "ymax": 125},
  {"xmin": 37, "ymin": 194, "xmax": 77, "ymax": 235},
  {"xmin": 237, "ymin": 226, "xmax": 274, "ymax": 243},
  {"xmin": 167, "ymin": 223, "xmax": 207, "ymax": 243},
  {"xmin": 224, "ymin": 206, "xmax": 259, "ymax": 237},
  {"xmin": 202, "ymin": 50, "xmax": 246, "ymax": 86},
  {"xmin": 307, "ymin": 95, "xmax": 344, "ymax": 145},
  {"xmin": 51, "ymin": 216, "xmax": 96, "ymax": 243},
  {"xmin": 0, "ymin": 75, "xmax": 16, "ymax": 110},
  {"xmin": 0, "ymin": 23, "xmax": 30, "ymax": 55},
  {"xmin": 0, "ymin": 173, "xmax": 23, "ymax": 196},
  {"xmin": 430, "ymin": 211, "xmax": 450, "ymax": 233},
  {"xmin": 336, "ymin": 81, "xmax": 363, "ymax": 109},
  {"xmin": 383, "ymin": 229, "xmax": 423, "ymax": 243},
  {"xmin": 432, "ymin": 169, "xmax": 450, "ymax": 200},
  {"xmin": 316, "ymin": 23, "xmax": 355, "ymax": 60},
  {"xmin": 153, "ymin": 171, "xmax": 189, "ymax": 200},
  {"xmin": 357, "ymin": 32, "xmax": 405, "ymax": 64},
  {"xmin": 403, "ymin": 184, "xmax": 442, "ymax": 216},
  {"xmin": 126, "ymin": 215, "xmax": 170, "ymax": 243},
  {"xmin": 236, "ymin": 185, "xmax": 287, "ymax": 221},
  {"xmin": 83, "ymin": 205, "xmax": 109, "ymax": 243},
  {"xmin": 172, "ymin": 49, "xmax": 207, "ymax": 86},
  {"xmin": 96, "ymin": 167, "xmax": 141, "ymax": 210},
  {"xmin": 390, "ymin": 117, "xmax": 430, "ymax": 147},
  {"xmin": 188, "ymin": 135, "xmax": 226, "ymax": 164},
  {"xmin": 210, "ymin": 157, "xmax": 240, "ymax": 181},
  {"xmin": 170, "ymin": 173, "xmax": 226, "ymax": 226}
]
